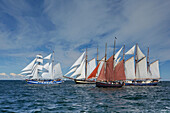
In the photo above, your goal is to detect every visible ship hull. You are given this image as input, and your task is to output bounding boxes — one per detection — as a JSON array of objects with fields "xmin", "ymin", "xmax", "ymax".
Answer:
[
  {"xmin": 125, "ymin": 82, "xmax": 158, "ymax": 86},
  {"xmin": 26, "ymin": 80, "xmax": 62, "ymax": 84},
  {"xmin": 74, "ymin": 79, "xmax": 96, "ymax": 84},
  {"xmin": 96, "ymin": 82, "xmax": 124, "ymax": 88}
]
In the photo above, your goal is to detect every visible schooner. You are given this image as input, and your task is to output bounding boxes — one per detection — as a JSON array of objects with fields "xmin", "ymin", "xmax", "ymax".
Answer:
[
  {"xmin": 96, "ymin": 38, "xmax": 126, "ymax": 88},
  {"xmin": 63, "ymin": 49, "xmax": 99, "ymax": 84},
  {"xmin": 124, "ymin": 44, "xmax": 160, "ymax": 86}
]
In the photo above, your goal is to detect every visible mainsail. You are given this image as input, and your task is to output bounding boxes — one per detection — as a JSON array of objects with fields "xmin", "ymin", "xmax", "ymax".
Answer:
[
  {"xmin": 149, "ymin": 60, "xmax": 160, "ymax": 79},
  {"xmin": 125, "ymin": 57, "xmax": 135, "ymax": 80},
  {"xmin": 136, "ymin": 57, "xmax": 148, "ymax": 79}
]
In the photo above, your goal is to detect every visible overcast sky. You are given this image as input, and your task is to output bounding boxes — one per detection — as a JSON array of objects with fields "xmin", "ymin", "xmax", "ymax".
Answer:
[{"xmin": 0, "ymin": 0, "xmax": 170, "ymax": 80}]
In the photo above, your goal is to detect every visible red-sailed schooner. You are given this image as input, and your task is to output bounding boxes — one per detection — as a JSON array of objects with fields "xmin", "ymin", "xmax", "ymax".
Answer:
[{"xmin": 96, "ymin": 38, "xmax": 126, "ymax": 88}]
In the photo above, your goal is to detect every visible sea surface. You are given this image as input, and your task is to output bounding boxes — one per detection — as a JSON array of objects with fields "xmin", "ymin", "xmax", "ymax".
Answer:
[{"xmin": 0, "ymin": 80, "xmax": 170, "ymax": 113}]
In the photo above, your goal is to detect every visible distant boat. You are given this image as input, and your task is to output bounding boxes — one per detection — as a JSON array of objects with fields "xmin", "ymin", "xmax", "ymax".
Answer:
[
  {"xmin": 124, "ymin": 44, "xmax": 160, "ymax": 86},
  {"xmin": 21, "ymin": 51, "xmax": 63, "ymax": 84},
  {"xmin": 96, "ymin": 39, "xmax": 125, "ymax": 88},
  {"xmin": 63, "ymin": 49, "xmax": 99, "ymax": 84}
]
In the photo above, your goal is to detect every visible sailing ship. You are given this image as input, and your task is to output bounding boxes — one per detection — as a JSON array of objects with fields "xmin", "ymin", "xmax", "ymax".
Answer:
[
  {"xmin": 96, "ymin": 39, "xmax": 126, "ymax": 88},
  {"xmin": 124, "ymin": 44, "xmax": 160, "ymax": 86},
  {"xmin": 21, "ymin": 52, "xmax": 63, "ymax": 84},
  {"xmin": 63, "ymin": 49, "xmax": 99, "ymax": 84}
]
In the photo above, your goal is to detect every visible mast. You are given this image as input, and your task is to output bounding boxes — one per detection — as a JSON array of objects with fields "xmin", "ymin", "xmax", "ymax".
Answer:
[
  {"xmin": 113, "ymin": 37, "xmax": 116, "ymax": 69},
  {"xmin": 97, "ymin": 45, "xmax": 99, "ymax": 65},
  {"xmin": 85, "ymin": 48, "xmax": 88, "ymax": 80},
  {"xmin": 104, "ymin": 43, "xmax": 107, "ymax": 81},
  {"xmin": 147, "ymin": 47, "xmax": 149, "ymax": 71},
  {"xmin": 123, "ymin": 45, "xmax": 125, "ymax": 74},
  {"xmin": 135, "ymin": 43, "xmax": 138, "ymax": 75},
  {"xmin": 52, "ymin": 51, "xmax": 54, "ymax": 79},
  {"xmin": 123, "ymin": 45, "xmax": 125, "ymax": 63},
  {"xmin": 113, "ymin": 37, "xmax": 116, "ymax": 81}
]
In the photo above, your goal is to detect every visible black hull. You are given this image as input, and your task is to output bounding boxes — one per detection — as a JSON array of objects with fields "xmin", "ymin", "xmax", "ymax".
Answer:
[
  {"xmin": 74, "ymin": 79, "xmax": 96, "ymax": 84},
  {"xmin": 96, "ymin": 82, "xmax": 124, "ymax": 88}
]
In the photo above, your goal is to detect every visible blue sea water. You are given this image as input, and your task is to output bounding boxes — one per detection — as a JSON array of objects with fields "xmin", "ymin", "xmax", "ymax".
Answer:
[{"xmin": 0, "ymin": 80, "xmax": 170, "ymax": 112}]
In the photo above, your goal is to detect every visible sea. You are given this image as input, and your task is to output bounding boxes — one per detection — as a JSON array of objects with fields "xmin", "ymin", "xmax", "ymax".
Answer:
[{"xmin": 0, "ymin": 80, "xmax": 170, "ymax": 113}]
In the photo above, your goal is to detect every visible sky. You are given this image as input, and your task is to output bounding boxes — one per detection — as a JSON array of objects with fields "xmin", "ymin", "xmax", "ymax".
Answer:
[{"xmin": 0, "ymin": 0, "xmax": 170, "ymax": 80}]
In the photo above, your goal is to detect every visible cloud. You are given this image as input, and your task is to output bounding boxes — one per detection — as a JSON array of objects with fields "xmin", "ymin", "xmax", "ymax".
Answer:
[
  {"xmin": 0, "ymin": 73, "xmax": 9, "ymax": 79},
  {"xmin": 0, "ymin": 0, "xmax": 170, "ymax": 79},
  {"xmin": 0, "ymin": 73, "xmax": 8, "ymax": 76},
  {"xmin": 9, "ymin": 73, "xmax": 25, "ymax": 80}
]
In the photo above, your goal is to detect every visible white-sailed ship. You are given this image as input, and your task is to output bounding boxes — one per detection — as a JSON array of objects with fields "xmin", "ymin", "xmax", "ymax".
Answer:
[
  {"xmin": 63, "ymin": 49, "xmax": 98, "ymax": 84},
  {"xmin": 21, "ymin": 51, "xmax": 63, "ymax": 84},
  {"xmin": 124, "ymin": 44, "xmax": 160, "ymax": 86}
]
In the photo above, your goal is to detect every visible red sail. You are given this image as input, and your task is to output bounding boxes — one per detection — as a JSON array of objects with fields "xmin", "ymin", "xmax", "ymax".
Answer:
[
  {"xmin": 97, "ymin": 63, "xmax": 106, "ymax": 81},
  {"xmin": 114, "ymin": 60, "xmax": 126, "ymax": 81},
  {"xmin": 87, "ymin": 62, "xmax": 100, "ymax": 79},
  {"xmin": 106, "ymin": 55, "xmax": 114, "ymax": 81}
]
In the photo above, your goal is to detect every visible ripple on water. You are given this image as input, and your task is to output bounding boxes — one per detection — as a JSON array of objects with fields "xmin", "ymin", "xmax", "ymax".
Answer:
[{"xmin": 0, "ymin": 81, "xmax": 170, "ymax": 112}]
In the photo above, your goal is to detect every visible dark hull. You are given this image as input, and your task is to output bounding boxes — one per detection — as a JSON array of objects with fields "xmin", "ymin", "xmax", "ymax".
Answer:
[
  {"xmin": 125, "ymin": 82, "xmax": 158, "ymax": 86},
  {"xmin": 96, "ymin": 82, "xmax": 124, "ymax": 88},
  {"xmin": 74, "ymin": 79, "xmax": 96, "ymax": 84}
]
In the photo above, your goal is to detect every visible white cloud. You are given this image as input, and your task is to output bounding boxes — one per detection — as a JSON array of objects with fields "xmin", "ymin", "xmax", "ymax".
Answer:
[{"xmin": 0, "ymin": 0, "xmax": 170, "ymax": 78}]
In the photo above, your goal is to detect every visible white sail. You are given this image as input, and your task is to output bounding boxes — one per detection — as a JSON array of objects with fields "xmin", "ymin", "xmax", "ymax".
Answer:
[
  {"xmin": 125, "ymin": 57, "xmax": 136, "ymax": 80},
  {"xmin": 36, "ymin": 58, "xmax": 43, "ymax": 64},
  {"xmin": 36, "ymin": 54, "xmax": 43, "ymax": 58},
  {"xmin": 70, "ymin": 59, "xmax": 85, "ymax": 78},
  {"xmin": 20, "ymin": 70, "xmax": 32, "ymax": 75},
  {"xmin": 31, "ymin": 64, "xmax": 39, "ymax": 79},
  {"xmin": 150, "ymin": 60, "xmax": 160, "ymax": 79},
  {"xmin": 22, "ymin": 58, "xmax": 37, "ymax": 71},
  {"xmin": 43, "ymin": 63, "xmax": 49, "ymax": 71},
  {"xmin": 136, "ymin": 57, "xmax": 148, "ymax": 79},
  {"xmin": 125, "ymin": 45, "xmax": 135, "ymax": 55},
  {"xmin": 70, "ymin": 52, "xmax": 85, "ymax": 69},
  {"xmin": 48, "ymin": 63, "xmax": 53, "ymax": 79},
  {"xmin": 115, "ymin": 57, "xmax": 121, "ymax": 67},
  {"xmin": 136, "ymin": 45, "xmax": 145, "ymax": 60},
  {"xmin": 115, "ymin": 46, "xmax": 123, "ymax": 60},
  {"xmin": 41, "ymin": 72, "xmax": 50, "ymax": 79},
  {"xmin": 64, "ymin": 66, "xmax": 77, "ymax": 76},
  {"xmin": 44, "ymin": 53, "xmax": 52, "ymax": 60},
  {"xmin": 96, "ymin": 57, "xmax": 105, "ymax": 77},
  {"xmin": 76, "ymin": 63, "xmax": 85, "ymax": 79},
  {"xmin": 37, "ymin": 65, "xmax": 43, "ymax": 71},
  {"xmin": 27, "ymin": 74, "xmax": 33, "ymax": 77},
  {"xmin": 87, "ymin": 58, "xmax": 96, "ymax": 77},
  {"xmin": 53, "ymin": 63, "xmax": 63, "ymax": 79}
]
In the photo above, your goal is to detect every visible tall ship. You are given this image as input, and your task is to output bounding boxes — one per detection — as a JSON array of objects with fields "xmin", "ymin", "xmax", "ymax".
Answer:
[
  {"xmin": 63, "ymin": 49, "xmax": 102, "ymax": 84},
  {"xmin": 21, "ymin": 52, "xmax": 63, "ymax": 84},
  {"xmin": 96, "ymin": 39, "xmax": 126, "ymax": 88},
  {"xmin": 124, "ymin": 44, "xmax": 160, "ymax": 86}
]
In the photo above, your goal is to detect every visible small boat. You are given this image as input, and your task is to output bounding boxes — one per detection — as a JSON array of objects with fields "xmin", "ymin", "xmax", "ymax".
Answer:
[
  {"xmin": 96, "ymin": 39, "xmax": 125, "ymax": 88},
  {"xmin": 21, "ymin": 51, "xmax": 63, "ymax": 84},
  {"xmin": 124, "ymin": 44, "xmax": 160, "ymax": 86}
]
